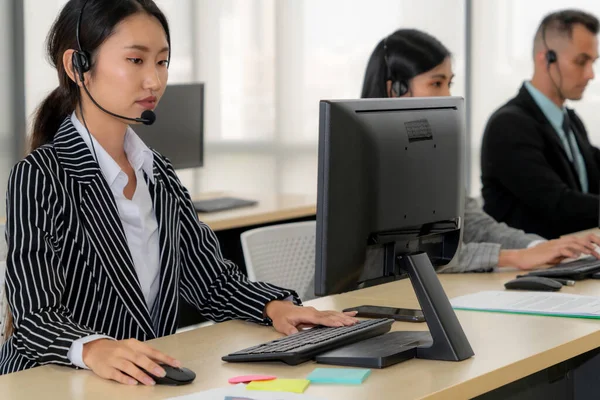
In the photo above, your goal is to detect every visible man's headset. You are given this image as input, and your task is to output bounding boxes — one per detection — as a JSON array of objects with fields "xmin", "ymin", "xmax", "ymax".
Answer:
[
  {"xmin": 383, "ymin": 35, "xmax": 410, "ymax": 97},
  {"xmin": 541, "ymin": 20, "xmax": 565, "ymax": 99}
]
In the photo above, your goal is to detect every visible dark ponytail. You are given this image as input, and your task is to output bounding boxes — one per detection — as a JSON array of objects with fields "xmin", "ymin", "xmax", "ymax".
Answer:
[
  {"xmin": 29, "ymin": 0, "xmax": 171, "ymax": 153},
  {"xmin": 31, "ymin": 87, "xmax": 78, "ymax": 152}
]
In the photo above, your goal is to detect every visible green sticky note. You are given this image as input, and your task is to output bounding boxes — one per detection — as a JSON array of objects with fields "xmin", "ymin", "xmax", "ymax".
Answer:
[
  {"xmin": 246, "ymin": 378, "xmax": 310, "ymax": 393},
  {"xmin": 307, "ymin": 368, "xmax": 371, "ymax": 384}
]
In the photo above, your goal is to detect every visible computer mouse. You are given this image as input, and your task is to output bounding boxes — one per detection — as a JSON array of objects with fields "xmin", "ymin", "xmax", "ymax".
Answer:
[
  {"xmin": 504, "ymin": 276, "xmax": 562, "ymax": 292},
  {"xmin": 143, "ymin": 363, "xmax": 196, "ymax": 386}
]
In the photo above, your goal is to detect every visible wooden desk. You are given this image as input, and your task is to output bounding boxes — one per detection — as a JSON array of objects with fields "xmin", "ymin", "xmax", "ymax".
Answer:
[
  {"xmin": 0, "ymin": 193, "xmax": 317, "ymax": 232},
  {"xmin": 194, "ymin": 192, "xmax": 316, "ymax": 232},
  {"xmin": 3, "ymin": 272, "xmax": 600, "ymax": 399}
]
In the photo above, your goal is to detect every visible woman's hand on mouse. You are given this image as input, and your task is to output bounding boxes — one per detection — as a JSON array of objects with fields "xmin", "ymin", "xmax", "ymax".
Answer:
[
  {"xmin": 265, "ymin": 300, "xmax": 359, "ymax": 335},
  {"xmin": 498, "ymin": 234, "xmax": 600, "ymax": 270},
  {"xmin": 82, "ymin": 338, "xmax": 181, "ymax": 385}
]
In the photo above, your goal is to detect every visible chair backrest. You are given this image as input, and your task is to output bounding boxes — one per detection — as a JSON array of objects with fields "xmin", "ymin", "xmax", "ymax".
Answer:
[{"xmin": 241, "ymin": 221, "xmax": 317, "ymax": 301}]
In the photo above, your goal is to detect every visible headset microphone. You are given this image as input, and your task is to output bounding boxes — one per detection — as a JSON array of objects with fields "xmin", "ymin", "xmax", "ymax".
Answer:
[
  {"xmin": 77, "ymin": 78, "xmax": 157, "ymax": 125},
  {"xmin": 141, "ymin": 110, "xmax": 156, "ymax": 125}
]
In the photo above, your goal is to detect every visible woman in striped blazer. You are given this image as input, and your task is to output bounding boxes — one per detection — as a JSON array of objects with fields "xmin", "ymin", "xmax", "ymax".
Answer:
[{"xmin": 0, "ymin": 0, "xmax": 358, "ymax": 383}]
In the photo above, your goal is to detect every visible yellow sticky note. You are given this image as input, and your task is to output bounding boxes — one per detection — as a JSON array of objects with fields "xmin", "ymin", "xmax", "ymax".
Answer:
[{"xmin": 246, "ymin": 378, "xmax": 310, "ymax": 394}]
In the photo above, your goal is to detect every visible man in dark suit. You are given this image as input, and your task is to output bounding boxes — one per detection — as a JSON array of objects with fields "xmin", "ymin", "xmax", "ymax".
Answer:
[{"xmin": 481, "ymin": 9, "xmax": 600, "ymax": 239}]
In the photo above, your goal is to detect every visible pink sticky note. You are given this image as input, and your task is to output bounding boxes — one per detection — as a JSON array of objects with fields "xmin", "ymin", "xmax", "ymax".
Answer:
[{"xmin": 228, "ymin": 375, "xmax": 277, "ymax": 384}]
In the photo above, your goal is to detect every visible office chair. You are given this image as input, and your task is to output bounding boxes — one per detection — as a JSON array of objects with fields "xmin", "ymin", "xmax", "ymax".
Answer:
[{"xmin": 241, "ymin": 221, "xmax": 317, "ymax": 301}]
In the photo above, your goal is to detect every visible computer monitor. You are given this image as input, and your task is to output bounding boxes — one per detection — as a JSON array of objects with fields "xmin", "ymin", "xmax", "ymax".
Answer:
[
  {"xmin": 314, "ymin": 97, "xmax": 473, "ymax": 364},
  {"xmin": 135, "ymin": 83, "xmax": 204, "ymax": 170}
]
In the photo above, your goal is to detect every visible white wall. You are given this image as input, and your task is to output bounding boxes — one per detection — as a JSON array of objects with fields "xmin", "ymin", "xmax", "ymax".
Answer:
[{"xmin": 24, "ymin": 0, "xmax": 67, "ymax": 128}]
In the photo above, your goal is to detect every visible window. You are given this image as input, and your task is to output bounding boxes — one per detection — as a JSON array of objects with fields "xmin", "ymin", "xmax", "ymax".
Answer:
[
  {"xmin": 23, "ymin": 0, "xmax": 465, "ymax": 199},
  {"xmin": 159, "ymin": 0, "xmax": 465, "ymax": 195}
]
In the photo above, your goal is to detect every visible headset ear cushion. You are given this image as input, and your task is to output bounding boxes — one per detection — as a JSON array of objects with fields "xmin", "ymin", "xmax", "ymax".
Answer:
[
  {"xmin": 80, "ymin": 50, "xmax": 91, "ymax": 73},
  {"xmin": 72, "ymin": 50, "xmax": 91, "ymax": 83},
  {"xmin": 392, "ymin": 80, "xmax": 409, "ymax": 97},
  {"xmin": 74, "ymin": 50, "xmax": 91, "ymax": 73}
]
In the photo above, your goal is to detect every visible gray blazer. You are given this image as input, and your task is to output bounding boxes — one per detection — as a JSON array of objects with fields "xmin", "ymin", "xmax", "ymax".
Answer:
[{"xmin": 441, "ymin": 196, "xmax": 544, "ymax": 273}]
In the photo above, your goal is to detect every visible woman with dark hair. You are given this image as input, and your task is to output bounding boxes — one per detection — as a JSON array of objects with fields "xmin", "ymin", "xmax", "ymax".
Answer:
[
  {"xmin": 362, "ymin": 29, "xmax": 452, "ymax": 99},
  {"xmin": 0, "ymin": 0, "xmax": 357, "ymax": 382},
  {"xmin": 362, "ymin": 29, "xmax": 600, "ymax": 272}
]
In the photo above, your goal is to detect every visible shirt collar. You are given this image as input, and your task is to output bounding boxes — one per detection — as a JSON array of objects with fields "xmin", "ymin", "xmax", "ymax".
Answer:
[
  {"xmin": 124, "ymin": 127, "xmax": 155, "ymax": 183},
  {"xmin": 70, "ymin": 112, "xmax": 155, "ymax": 186},
  {"xmin": 524, "ymin": 81, "xmax": 566, "ymax": 133}
]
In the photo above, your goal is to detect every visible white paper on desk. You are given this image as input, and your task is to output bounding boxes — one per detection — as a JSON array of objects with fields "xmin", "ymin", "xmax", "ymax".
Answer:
[
  {"xmin": 165, "ymin": 383, "xmax": 327, "ymax": 400},
  {"xmin": 450, "ymin": 290, "xmax": 600, "ymax": 318}
]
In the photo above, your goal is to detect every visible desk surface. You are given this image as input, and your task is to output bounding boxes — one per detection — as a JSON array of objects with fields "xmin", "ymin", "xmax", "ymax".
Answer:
[
  {"xmin": 0, "ymin": 193, "xmax": 316, "ymax": 231},
  {"xmin": 3, "ymin": 271, "xmax": 600, "ymax": 400},
  {"xmin": 195, "ymin": 192, "xmax": 316, "ymax": 231}
]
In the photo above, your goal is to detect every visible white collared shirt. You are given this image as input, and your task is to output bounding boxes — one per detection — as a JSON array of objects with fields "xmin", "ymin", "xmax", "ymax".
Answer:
[{"xmin": 67, "ymin": 112, "xmax": 161, "ymax": 369}]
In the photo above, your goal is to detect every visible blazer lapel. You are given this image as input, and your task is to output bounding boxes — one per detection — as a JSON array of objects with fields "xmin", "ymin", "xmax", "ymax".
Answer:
[
  {"xmin": 541, "ymin": 123, "xmax": 582, "ymax": 190},
  {"xmin": 147, "ymin": 164, "xmax": 180, "ymax": 337},
  {"xmin": 516, "ymin": 85, "xmax": 582, "ymax": 189},
  {"xmin": 53, "ymin": 118, "xmax": 156, "ymax": 338},
  {"xmin": 568, "ymin": 109, "xmax": 599, "ymax": 193}
]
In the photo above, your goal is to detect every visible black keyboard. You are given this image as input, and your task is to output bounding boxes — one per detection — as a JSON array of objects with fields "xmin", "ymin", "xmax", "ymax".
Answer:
[
  {"xmin": 527, "ymin": 257, "xmax": 600, "ymax": 280},
  {"xmin": 222, "ymin": 318, "xmax": 394, "ymax": 365},
  {"xmin": 193, "ymin": 197, "xmax": 257, "ymax": 213}
]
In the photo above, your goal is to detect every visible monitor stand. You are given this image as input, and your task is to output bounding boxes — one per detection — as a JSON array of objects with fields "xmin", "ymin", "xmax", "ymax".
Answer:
[{"xmin": 315, "ymin": 251, "xmax": 474, "ymax": 368}]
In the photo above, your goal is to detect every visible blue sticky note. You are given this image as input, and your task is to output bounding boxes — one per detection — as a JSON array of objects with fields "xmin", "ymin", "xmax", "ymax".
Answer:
[
  {"xmin": 307, "ymin": 368, "xmax": 371, "ymax": 384},
  {"xmin": 224, "ymin": 397, "xmax": 260, "ymax": 400},
  {"xmin": 224, "ymin": 397, "xmax": 259, "ymax": 400}
]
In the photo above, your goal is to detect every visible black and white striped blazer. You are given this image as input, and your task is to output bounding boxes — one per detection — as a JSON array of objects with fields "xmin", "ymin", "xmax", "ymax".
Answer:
[{"xmin": 0, "ymin": 117, "xmax": 297, "ymax": 375}]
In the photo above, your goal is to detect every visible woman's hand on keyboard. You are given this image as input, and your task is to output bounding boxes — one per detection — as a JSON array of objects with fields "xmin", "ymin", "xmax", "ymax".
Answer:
[
  {"xmin": 498, "ymin": 234, "xmax": 600, "ymax": 270},
  {"xmin": 265, "ymin": 300, "xmax": 359, "ymax": 335}
]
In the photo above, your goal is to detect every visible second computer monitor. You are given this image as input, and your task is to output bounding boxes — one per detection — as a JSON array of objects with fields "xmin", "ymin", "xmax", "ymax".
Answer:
[
  {"xmin": 315, "ymin": 97, "xmax": 466, "ymax": 297},
  {"xmin": 135, "ymin": 83, "xmax": 204, "ymax": 170}
]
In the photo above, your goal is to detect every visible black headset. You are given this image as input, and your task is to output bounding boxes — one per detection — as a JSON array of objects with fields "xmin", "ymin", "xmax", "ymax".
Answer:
[
  {"xmin": 383, "ymin": 35, "xmax": 409, "ymax": 97},
  {"xmin": 541, "ymin": 19, "xmax": 565, "ymax": 100},
  {"xmin": 72, "ymin": 0, "xmax": 163, "ymax": 126},
  {"xmin": 542, "ymin": 21, "xmax": 558, "ymax": 66},
  {"xmin": 72, "ymin": 0, "xmax": 92, "ymax": 82}
]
